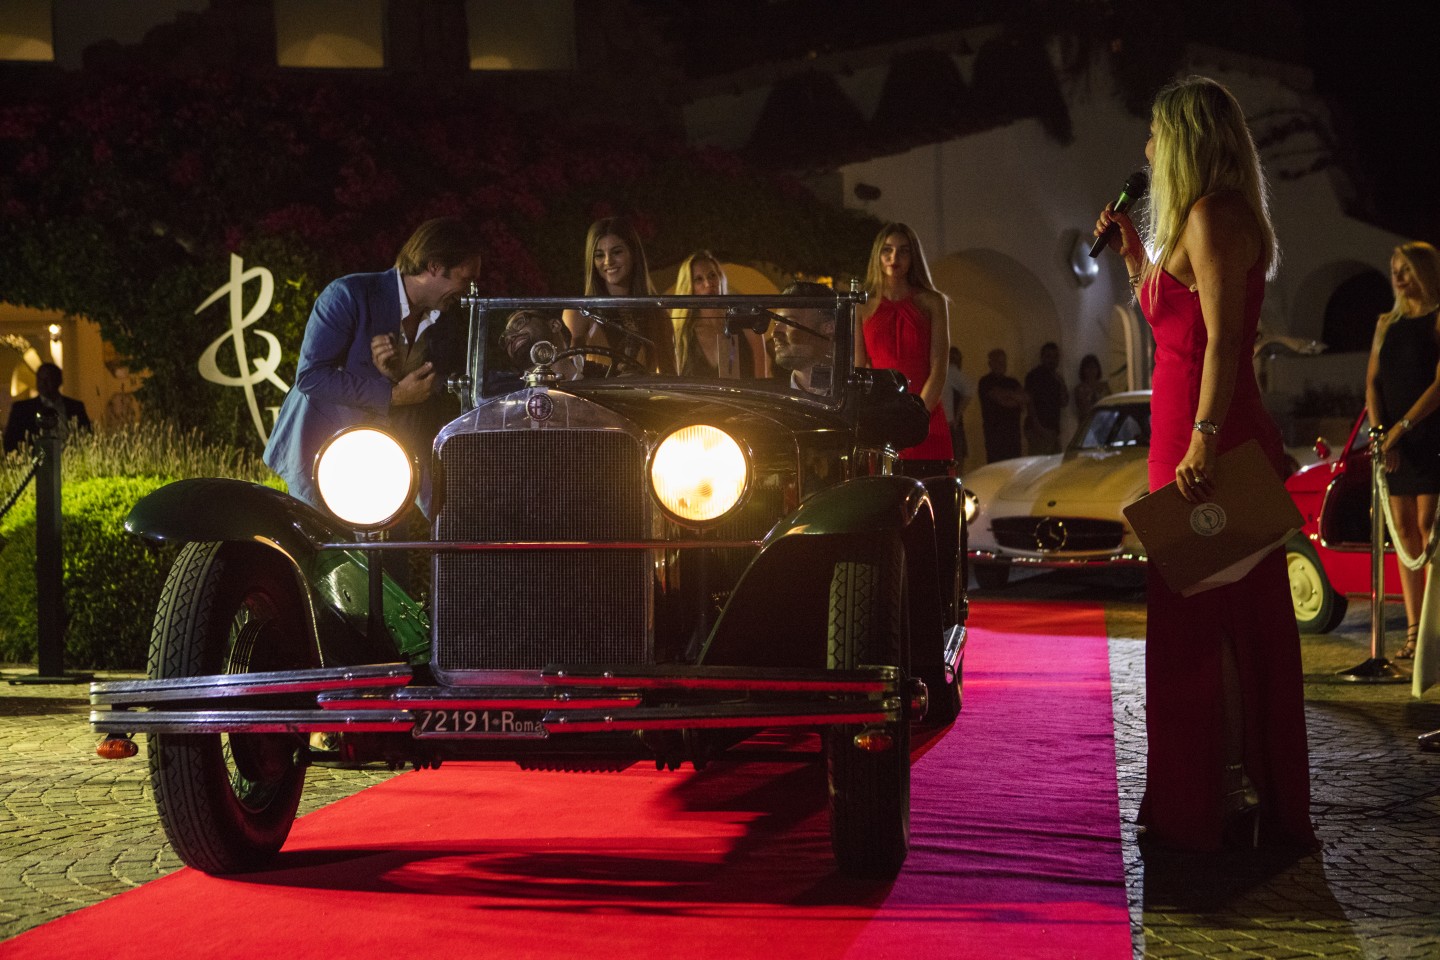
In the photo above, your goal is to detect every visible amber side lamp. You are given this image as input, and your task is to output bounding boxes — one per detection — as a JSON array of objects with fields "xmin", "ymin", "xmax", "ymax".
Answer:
[{"xmin": 96, "ymin": 735, "xmax": 139, "ymax": 760}]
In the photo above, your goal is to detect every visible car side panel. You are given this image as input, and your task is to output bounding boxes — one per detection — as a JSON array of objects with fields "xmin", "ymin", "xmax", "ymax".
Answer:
[{"xmin": 700, "ymin": 476, "xmax": 928, "ymax": 670}]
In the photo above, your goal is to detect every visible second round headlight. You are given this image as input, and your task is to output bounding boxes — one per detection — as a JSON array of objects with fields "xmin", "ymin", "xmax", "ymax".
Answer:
[
  {"xmin": 650, "ymin": 425, "xmax": 748, "ymax": 524},
  {"xmin": 315, "ymin": 427, "xmax": 416, "ymax": 528}
]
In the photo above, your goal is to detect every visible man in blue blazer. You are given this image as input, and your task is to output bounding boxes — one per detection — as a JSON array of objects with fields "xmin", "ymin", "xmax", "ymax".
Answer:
[{"xmin": 263, "ymin": 217, "xmax": 483, "ymax": 510}]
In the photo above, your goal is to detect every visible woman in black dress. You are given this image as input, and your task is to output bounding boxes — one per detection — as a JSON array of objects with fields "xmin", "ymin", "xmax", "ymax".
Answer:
[{"xmin": 1366, "ymin": 241, "xmax": 1440, "ymax": 658}]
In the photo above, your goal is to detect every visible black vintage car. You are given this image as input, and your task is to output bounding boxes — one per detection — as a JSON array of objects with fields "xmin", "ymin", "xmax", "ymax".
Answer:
[{"xmin": 90, "ymin": 289, "xmax": 969, "ymax": 880}]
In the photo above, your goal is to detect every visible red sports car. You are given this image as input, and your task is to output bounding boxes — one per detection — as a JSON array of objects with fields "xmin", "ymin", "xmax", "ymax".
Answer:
[{"xmin": 1284, "ymin": 411, "xmax": 1403, "ymax": 632}]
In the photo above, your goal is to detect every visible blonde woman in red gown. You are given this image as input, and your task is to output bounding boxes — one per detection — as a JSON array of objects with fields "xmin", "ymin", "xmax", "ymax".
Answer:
[
  {"xmin": 855, "ymin": 222, "xmax": 953, "ymax": 476},
  {"xmin": 1095, "ymin": 76, "xmax": 1317, "ymax": 856}
]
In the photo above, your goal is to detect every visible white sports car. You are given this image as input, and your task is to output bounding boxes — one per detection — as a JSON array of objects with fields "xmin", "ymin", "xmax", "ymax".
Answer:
[{"xmin": 965, "ymin": 391, "xmax": 1151, "ymax": 589}]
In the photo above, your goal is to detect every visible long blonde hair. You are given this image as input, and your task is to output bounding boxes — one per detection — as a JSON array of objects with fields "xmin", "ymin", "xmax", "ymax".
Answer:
[
  {"xmin": 1383, "ymin": 242, "xmax": 1440, "ymax": 324},
  {"xmin": 863, "ymin": 222, "xmax": 940, "ymax": 296},
  {"xmin": 671, "ymin": 250, "xmax": 728, "ymax": 374},
  {"xmin": 1144, "ymin": 76, "xmax": 1278, "ymax": 282}
]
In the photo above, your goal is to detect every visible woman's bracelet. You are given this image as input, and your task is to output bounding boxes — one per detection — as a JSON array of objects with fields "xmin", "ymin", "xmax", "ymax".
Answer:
[{"xmin": 1126, "ymin": 274, "xmax": 1141, "ymax": 287}]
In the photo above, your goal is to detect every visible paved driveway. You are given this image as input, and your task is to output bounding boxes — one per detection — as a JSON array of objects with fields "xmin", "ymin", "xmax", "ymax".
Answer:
[{"xmin": 4, "ymin": 574, "xmax": 1439, "ymax": 958}]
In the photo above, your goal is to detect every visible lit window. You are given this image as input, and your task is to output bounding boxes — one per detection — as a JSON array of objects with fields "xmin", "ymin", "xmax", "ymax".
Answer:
[
  {"xmin": 466, "ymin": 0, "xmax": 574, "ymax": 71},
  {"xmin": 0, "ymin": 0, "xmax": 54, "ymax": 62},
  {"xmin": 275, "ymin": 0, "xmax": 384, "ymax": 69}
]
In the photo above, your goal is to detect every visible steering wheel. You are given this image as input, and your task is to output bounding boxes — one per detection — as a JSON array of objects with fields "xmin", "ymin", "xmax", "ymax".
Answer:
[{"xmin": 552, "ymin": 346, "xmax": 649, "ymax": 378}]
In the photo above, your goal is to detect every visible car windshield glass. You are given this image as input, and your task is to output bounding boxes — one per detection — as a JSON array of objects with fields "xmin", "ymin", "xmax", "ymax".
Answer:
[
  {"xmin": 1349, "ymin": 415, "xmax": 1370, "ymax": 454},
  {"xmin": 468, "ymin": 296, "xmax": 848, "ymax": 402},
  {"xmin": 1073, "ymin": 403, "xmax": 1150, "ymax": 450}
]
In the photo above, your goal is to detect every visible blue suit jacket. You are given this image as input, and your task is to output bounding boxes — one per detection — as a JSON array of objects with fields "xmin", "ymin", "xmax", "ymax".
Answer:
[{"xmin": 264, "ymin": 269, "xmax": 402, "ymax": 508}]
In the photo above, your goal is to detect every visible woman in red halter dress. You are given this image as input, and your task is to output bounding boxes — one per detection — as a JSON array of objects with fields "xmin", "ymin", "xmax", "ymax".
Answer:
[
  {"xmin": 856, "ymin": 222, "xmax": 953, "ymax": 476},
  {"xmin": 1096, "ymin": 77, "xmax": 1317, "ymax": 856}
]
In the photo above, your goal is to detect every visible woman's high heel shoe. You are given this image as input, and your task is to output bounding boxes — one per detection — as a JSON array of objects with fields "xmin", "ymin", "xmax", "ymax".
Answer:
[
  {"xmin": 1397, "ymin": 623, "xmax": 1418, "ymax": 660},
  {"xmin": 1220, "ymin": 763, "xmax": 1261, "ymax": 850}
]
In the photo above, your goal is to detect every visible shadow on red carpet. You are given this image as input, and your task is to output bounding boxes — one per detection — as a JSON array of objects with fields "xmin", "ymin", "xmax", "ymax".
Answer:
[{"xmin": 3, "ymin": 600, "xmax": 1130, "ymax": 960}]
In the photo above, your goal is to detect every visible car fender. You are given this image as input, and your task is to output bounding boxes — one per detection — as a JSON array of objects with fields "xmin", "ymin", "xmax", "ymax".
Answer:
[
  {"xmin": 125, "ymin": 479, "xmax": 421, "ymax": 664},
  {"xmin": 920, "ymin": 476, "xmax": 965, "ymax": 625},
  {"xmin": 701, "ymin": 475, "xmax": 934, "ymax": 669},
  {"xmin": 126, "ymin": 478, "xmax": 342, "ymax": 558},
  {"xmin": 765, "ymin": 474, "xmax": 928, "ymax": 540}
]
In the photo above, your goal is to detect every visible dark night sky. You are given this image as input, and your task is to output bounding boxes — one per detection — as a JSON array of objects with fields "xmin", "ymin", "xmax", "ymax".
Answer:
[{"xmin": 1296, "ymin": 3, "xmax": 1440, "ymax": 240}]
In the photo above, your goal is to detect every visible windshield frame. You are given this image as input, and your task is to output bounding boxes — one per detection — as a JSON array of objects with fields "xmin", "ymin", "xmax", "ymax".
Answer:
[{"xmin": 457, "ymin": 292, "xmax": 863, "ymax": 408}]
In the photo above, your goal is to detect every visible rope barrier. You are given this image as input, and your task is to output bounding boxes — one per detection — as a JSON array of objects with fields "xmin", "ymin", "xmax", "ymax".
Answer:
[
  {"xmin": 0, "ymin": 449, "xmax": 44, "ymax": 523},
  {"xmin": 1372, "ymin": 431, "xmax": 1440, "ymax": 571}
]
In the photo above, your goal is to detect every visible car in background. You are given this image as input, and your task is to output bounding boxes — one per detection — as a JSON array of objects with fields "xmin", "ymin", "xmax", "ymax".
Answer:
[
  {"xmin": 965, "ymin": 391, "xmax": 1392, "ymax": 634},
  {"xmin": 1284, "ymin": 410, "xmax": 1402, "ymax": 632},
  {"xmin": 965, "ymin": 391, "xmax": 1151, "ymax": 589}
]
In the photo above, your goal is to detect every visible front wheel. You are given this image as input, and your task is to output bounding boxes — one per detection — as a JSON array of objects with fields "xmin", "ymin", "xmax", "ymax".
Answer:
[
  {"xmin": 148, "ymin": 541, "xmax": 314, "ymax": 874},
  {"xmin": 1286, "ymin": 536, "xmax": 1347, "ymax": 633},
  {"xmin": 826, "ymin": 553, "xmax": 910, "ymax": 879}
]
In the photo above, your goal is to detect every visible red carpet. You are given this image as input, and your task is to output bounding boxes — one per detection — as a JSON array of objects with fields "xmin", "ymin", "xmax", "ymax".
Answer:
[{"xmin": 4, "ymin": 601, "xmax": 1130, "ymax": 959}]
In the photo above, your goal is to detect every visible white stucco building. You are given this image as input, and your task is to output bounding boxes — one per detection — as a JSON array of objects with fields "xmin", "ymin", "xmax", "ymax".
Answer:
[{"xmin": 685, "ymin": 37, "xmax": 1402, "ymax": 450}]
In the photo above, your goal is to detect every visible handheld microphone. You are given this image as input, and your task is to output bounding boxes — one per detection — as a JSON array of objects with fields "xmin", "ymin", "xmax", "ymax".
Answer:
[{"xmin": 1088, "ymin": 170, "xmax": 1149, "ymax": 258}]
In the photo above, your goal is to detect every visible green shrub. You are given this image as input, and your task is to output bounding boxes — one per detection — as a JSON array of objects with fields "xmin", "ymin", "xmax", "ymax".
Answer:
[
  {"xmin": 0, "ymin": 477, "xmax": 177, "ymax": 669},
  {"xmin": 0, "ymin": 422, "xmax": 279, "ymax": 670}
]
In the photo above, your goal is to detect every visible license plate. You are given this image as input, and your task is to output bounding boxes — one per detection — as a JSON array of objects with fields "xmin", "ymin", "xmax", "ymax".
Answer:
[{"xmin": 413, "ymin": 708, "xmax": 548, "ymax": 738}]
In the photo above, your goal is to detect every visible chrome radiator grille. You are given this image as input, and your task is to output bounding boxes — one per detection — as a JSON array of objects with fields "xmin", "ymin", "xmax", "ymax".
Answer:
[
  {"xmin": 433, "ymin": 430, "xmax": 649, "ymax": 674},
  {"xmin": 990, "ymin": 516, "xmax": 1125, "ymax": 553}
]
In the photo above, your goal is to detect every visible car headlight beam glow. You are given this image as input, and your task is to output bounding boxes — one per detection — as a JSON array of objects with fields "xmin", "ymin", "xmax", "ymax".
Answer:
[
  {"xmin": 650, "ymin": 425, "xmax": 749, "ymax": 524},
  {"xmin": 315, "ymin": 427, "xmax": 416, "ymax": 528},
  {"xmin": 962, "ymin": 488, "xmax": 979, "ymax": 524}
]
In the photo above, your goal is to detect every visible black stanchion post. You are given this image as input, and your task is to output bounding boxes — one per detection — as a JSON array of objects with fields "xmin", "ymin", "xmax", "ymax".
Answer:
[
  {"xmin": 11, "ymin": 410, "xmax": 91, "ymax": 685},
  {"xmin": 35, "ymin": 416, "xmax": 63, "ymax": 677}
]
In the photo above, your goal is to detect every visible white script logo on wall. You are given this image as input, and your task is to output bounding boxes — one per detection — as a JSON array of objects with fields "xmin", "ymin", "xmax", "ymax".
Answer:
[{"xmin": 195, "ymin": 254, "xmax": 290, "ymax": 443}]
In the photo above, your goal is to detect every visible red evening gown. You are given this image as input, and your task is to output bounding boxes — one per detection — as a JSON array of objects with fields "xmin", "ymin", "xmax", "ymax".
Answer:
[
  {"xmin": 1139, "ymin": 263, "xmax": 1317, "ymax": 852},
  {"xmin": 863, "ymin": 296, "xmax": 953, "ymax": 461}
]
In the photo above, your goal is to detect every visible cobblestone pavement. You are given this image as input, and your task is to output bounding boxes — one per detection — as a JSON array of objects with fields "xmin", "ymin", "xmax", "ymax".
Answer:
[
  {"xmin": 3, "ymin": 574, "xmax": 1439, "ymax": 958},
  {"xmin": 1109, "ymin": 597, "xmax": 1440, "ymax": 960},
  {"xmin": 0, "ymin": 680, "xmax": 398, "ymax": 939}
]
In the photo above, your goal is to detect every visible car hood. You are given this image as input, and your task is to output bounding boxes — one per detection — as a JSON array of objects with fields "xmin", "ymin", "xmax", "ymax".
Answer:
[{"xmin": 972, "ymin": 449, "xmax": 1150, "ymax": 508}]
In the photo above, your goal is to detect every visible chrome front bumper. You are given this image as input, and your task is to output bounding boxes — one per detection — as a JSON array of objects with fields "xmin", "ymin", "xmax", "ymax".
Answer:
[
  {"xmin": 90, "ymin": 662, "xmax": 920, "ymax": 737},
  {"xmin": 967, "ymin": 549, "xmax": 1147, "ymax": 568}
]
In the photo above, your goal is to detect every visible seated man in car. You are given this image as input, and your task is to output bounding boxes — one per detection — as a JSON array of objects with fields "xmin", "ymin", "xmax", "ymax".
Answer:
[
  {"xmin": 486, "ymin": 310, "xmax": 580, "ymax": 392},
  {"xmin": 502, "ymin": 310, "xmax": 571, "ymax": 368},
  {"xmin": 770, "ymin": 281, "xmax": 837, "ymax": 395}
]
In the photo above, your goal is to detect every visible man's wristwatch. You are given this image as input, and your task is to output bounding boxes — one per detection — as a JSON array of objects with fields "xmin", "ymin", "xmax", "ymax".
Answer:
[{"xmin": 1193, "ymin": 419, "xmax": 1219, "ymax": 436}]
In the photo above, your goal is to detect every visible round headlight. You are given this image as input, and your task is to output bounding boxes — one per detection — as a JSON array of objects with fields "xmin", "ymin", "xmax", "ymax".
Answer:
[
  {"xmin": 650, "ymin": 425, "xmax": 749, "ymax": 524},
  {"xmin": 315, "ymin": 427, "xmax": 416, "ymax": 528}
]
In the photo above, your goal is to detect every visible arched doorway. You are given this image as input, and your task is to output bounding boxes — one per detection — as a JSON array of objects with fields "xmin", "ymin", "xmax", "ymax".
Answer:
[
  {"xmin": 1105, "ymin": 303, "xmax": 1151, "ymax": 394},
  {"xmin": 1322, "ymin": 269, "xmax": 1390, "ymax": 353},
  {"xmin": 930, "ymin": 249, "xmax": 1060, "ymax": 467},
  {"xmin": 1, "ymin": 332, "xmax": 43, "ymax": 435}
]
